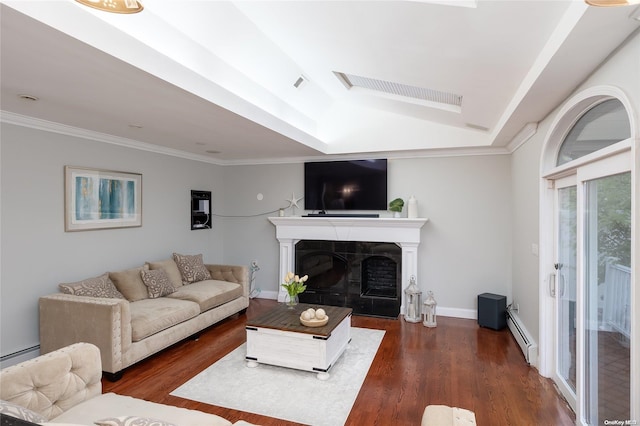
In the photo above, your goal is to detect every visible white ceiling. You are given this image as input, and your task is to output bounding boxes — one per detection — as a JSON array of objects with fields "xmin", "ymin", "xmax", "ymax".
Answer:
[{"xmin": 1, "ymin": 0, "xmax": 639, "ymax": 164}]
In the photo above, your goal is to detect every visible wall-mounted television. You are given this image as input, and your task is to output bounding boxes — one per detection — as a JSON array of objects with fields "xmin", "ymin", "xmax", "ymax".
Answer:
[{"xmin": 304, "ymin": 159, "xmax": 387, "ymax": 212}]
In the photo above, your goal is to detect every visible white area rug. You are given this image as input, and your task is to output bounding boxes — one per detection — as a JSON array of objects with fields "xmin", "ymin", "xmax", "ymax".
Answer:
[{"xmin": 171, "ymin": 327, "xmax": 385, "ymax": 426}]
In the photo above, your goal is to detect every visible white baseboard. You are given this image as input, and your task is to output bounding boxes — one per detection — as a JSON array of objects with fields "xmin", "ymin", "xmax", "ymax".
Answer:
[
  {"xmin": 437, "ymin": 307, "xmax": 477, "ymax": 320},
  {"xmin": 256, "ymin": 291, "xmax": 279, "ymax": 300},
  {"xmin": 252, "ymin": 296, "xmax": 478, "ymax": 321}
]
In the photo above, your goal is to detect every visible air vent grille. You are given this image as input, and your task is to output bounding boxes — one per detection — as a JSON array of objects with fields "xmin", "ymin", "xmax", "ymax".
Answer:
[{"xmin": 335, "ymin": 72, "xmax": 462, "ymax": 107}]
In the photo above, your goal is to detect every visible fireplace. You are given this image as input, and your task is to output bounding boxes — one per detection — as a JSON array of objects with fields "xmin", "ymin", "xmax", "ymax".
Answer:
[
  {"xmin": 269, "ymin": 216, "xmax": 428, "ymax": 318},
  {"xmin": 295, "ymin": 240, "xmax": 401, "ymax": 318}
]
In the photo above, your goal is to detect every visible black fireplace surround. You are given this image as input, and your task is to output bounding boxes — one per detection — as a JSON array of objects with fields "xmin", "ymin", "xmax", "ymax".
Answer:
[{"xmin": 295, "ymin": 240, "xmax": 401, "ymax": 318}]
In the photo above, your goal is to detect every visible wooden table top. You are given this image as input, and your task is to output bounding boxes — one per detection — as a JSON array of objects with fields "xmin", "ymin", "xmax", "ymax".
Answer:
[{"xmin": 246, "ymin": 303, "xmax": 352, "ymax": 337}]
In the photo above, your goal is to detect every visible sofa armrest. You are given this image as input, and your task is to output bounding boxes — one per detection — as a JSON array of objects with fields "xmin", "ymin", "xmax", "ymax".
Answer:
[
  {"xmin": 205, "ymin": 264, "xmax": 249, "ymax": 298},
  {"xmin": 0, "ymin": 342, "xmax": 102, "ymax": 421},
  {"xmin": 39, "ymin": 294, "xmax": 131, "ymax": 374}
]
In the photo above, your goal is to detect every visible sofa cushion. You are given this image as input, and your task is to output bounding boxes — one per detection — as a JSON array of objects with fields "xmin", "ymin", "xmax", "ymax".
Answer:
[
  {"xmin": 146, "ymin": 259, "xmax": 183, "ymax": 288},
  {"xmin": 59, "ymin": 273, "xmax": 124, "ymax": 299},
  {"xmin": 39, "ymin": 423, "xmax": 87, "ymax": 426},
  {"xmin": 129, "ymin": 298, "xmax": 199, "ymax": 341},
  {"xmin": 168, "ymin": 280, "xmax": 243, "ymax": 312},
  {"xmin": 50, "ymin": 393, "xmax": 233, "ymax": 426},
  {"xmin": 109, "ymin": 266, "xmax": 149, "ymax": 302},
  {"xmin": 172, "ymin": 253, "xmax": 211, "ymax": 285},
  {"xmin": 140, "ymin": 269, "xmax": 175, "ymax": 299},
  {"xmin": 95, "ymin": 416, "xmax": 177, "ymax": 426}
]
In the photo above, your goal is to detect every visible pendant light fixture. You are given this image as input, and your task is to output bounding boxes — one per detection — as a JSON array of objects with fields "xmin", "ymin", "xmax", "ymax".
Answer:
[
  {"xmin": 75, "ymin": 0, "xmax": 143, "ymax": 14},
  {"xmin": 585, "ymin": 0, "xmax": 640, "ymax": 6}
]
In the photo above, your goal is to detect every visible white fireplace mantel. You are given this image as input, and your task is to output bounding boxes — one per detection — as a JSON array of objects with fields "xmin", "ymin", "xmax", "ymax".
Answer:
[{"xmin": 268, "ymin": 216, "xmax": 428, "ymax": 310}]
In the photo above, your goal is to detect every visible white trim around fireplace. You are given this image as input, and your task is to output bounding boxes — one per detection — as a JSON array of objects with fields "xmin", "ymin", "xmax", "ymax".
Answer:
[{"xmin": 268, "ymin": 217, "xmax": 429, "ymax": 315}]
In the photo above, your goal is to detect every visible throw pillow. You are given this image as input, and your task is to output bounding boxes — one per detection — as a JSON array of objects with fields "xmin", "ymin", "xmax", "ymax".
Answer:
[
  {"xmin": 94, "ymin": 416, "xmax": 177, "ymax": 426},
  {"xmin": 109, "ymin": 266, "xmax": 149, "ymax": 302},
  {"xmin": 140, "ymin": 268, "xmax": 175, "ymax": 299},
  {"xmin": 146, "ymin": 259, "xmax": 183, "ymax": 288},
  {"xmin": 59, "ymin": 273, "xmax": 125, "ymax": 299},
  {"xmin": 0, "ymin": 399, "xmax": 46, "ymax": 423},
  {"xmin": 172, "ymin": 253, "xmax": 211, "ymax": 285}
]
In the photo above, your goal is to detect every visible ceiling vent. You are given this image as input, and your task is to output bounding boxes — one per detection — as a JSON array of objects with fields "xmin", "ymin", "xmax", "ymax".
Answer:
[{"xmin": 334, "ymin": 71, "xmax": 462, "ymax": 113}]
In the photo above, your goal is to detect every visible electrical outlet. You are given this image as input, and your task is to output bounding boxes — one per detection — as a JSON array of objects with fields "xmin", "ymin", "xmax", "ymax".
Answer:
[{"xmin": 531, "ymin": 243, "xmax": 539, "ymax": 256}]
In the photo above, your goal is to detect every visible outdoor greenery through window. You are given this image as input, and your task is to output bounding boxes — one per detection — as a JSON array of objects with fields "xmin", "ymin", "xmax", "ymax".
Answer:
[
  {"xmin": 592, "ymin": 173, "xmax": 631, "ymax": 284},
  {"xmin": 584, "ymin": 171, "xmax": 631, "ymax": 425}
]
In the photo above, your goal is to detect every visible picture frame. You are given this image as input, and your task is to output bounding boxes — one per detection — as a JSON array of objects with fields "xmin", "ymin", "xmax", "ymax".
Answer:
[{"xmin": 65, "ymin": 166, "xmax": 142, "ymax": 231}]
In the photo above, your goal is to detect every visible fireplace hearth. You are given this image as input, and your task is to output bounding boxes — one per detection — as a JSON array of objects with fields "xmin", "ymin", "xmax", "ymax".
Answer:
[{"xmin": 295, "ymin": 240, "xmax": 401, "ymax": 318}]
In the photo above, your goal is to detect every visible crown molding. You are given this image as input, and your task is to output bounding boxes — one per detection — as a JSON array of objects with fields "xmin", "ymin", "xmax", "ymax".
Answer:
[
  {"xmin": 0, "ymin": 111, "xmax": 223, "ymax": 165},
  {"xmin": 2, "ymin": 111, "xmax": 513, "ymax": 166},
  {"xmin": 506, "ymin": 122, "xmax": 539, "ymax": 153}
]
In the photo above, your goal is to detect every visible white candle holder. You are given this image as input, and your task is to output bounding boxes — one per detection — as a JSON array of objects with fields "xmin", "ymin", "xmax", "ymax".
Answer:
[{"xmin": 423, "ymin": 291, "xmax": 437, "ymax": 328}]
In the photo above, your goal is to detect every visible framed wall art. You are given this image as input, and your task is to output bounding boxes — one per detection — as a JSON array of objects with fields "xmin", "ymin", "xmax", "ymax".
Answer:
[{"xmin": 65, "ymin": 166, "xmax": 142, "ymax": 231}]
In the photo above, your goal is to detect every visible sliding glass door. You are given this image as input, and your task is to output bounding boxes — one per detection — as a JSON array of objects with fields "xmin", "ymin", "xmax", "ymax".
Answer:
[
  {"xmin": 583, "ymin": 172, "xmax": 631, "ymax": 425},
  {"xmin": 552, "ymin": 164, "xmax": 631, "ymax": 424},
  {"xmin": 556, "ymin": 179, "xmax": 577, "ymax": 404}
]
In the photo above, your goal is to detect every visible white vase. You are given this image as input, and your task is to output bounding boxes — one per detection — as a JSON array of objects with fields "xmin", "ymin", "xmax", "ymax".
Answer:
[
  {"xmin": 407, "ymin": 196, "xmax": 418, "ymax": 218},
  {"xmin": 393, "ymin": 211, "xmax": 401, "ymax": 218}
]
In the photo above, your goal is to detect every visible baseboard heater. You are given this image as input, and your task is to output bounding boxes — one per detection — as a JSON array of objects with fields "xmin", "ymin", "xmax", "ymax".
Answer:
[
  {"xmin": 506, "ymin": 309, "xmax": 537, "ymax": 365},
  {"xmin": 0, "ymin": 345, "xmax": 40, "ymax": 368}
]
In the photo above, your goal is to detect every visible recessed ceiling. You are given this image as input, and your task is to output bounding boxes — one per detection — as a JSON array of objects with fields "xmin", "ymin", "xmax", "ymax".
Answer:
[{"xmin": 1, "ymin": 1, "xmax": 639, "ymax": 164}]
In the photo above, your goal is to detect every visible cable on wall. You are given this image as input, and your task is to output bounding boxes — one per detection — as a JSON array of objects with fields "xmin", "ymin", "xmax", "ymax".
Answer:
[
  {"xmin": 210, "ymin": 208, "xmax": 284, "ymax": 218},
  {"xmin": 210, "ymin": 194, "xmax": 304, "ymax": 218}
]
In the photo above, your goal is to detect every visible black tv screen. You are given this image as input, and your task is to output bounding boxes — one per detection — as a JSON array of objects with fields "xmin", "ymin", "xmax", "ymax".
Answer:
[{"xmin": 304, "ymin": 159, "xmax": 387, "ymax": 211}]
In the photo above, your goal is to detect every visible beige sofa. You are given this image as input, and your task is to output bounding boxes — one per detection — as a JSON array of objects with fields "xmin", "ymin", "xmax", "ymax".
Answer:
[
  {"xmin": 39, "ymin": 255, "xmax": 249, "ymax": 380},
  {"xmin": 0, "ymin": 342, "xmax": 256, "ymax": 425}
]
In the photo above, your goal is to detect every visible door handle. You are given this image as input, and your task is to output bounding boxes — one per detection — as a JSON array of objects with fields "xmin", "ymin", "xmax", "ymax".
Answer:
[{"xmin": 549, "ymin": 273, "xmax": 556, "ymax": 298}]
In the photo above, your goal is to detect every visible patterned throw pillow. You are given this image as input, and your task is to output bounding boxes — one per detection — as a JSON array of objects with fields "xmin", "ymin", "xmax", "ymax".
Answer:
[
  {"xmin": 146, "ymin": 259, "xmax": 183, "ymax": 288},
  {"xmin": 0, "ymin": 399, "xmax": 46, "ymax": 423},
  {"xmin": 140, "ymin": 269, "xmax": 175, "ymax": 299},
  {"xmin": 172, "ymin": 253, "xmax": 211, "ymax": 285},
  {"xmin": 59, "ymin": 273, "xmax": 125, "ymax": 299},
  {"xmin": 94, "ymin": 416, "xmax": 177, "ymax": 426}
]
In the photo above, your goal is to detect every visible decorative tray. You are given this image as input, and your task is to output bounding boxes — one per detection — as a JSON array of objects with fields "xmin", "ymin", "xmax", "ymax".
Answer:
[{"xmin": 300, "ymin": 316, "xmax": 329, "ymax": 327}]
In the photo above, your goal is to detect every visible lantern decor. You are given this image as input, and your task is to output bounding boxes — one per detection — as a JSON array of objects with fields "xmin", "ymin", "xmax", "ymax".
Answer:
[
  {"xmin": 404, "ymin": 275, "xmax": 422, "ymax": 323},
  {"xmin": 423, "ymin": 291, "xmax": 437, "ymax": 328}
]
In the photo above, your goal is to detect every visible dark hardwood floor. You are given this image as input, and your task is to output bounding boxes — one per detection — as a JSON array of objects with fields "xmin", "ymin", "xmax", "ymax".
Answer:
[{"xmin": 102, "ymin": 298, "xmax": 576, "ymax": 425}]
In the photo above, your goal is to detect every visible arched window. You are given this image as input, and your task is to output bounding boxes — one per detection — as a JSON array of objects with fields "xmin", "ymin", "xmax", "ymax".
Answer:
[{"xmin": 556, "ymin": 98, "xmax": 630, "ymax": 166}]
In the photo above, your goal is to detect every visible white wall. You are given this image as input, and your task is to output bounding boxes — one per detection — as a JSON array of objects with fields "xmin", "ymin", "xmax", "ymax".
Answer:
[
  {"xmin": 220, "ymin": 155, "xmax": 513, "ymax": 315},
  {"xmin": 0, "ymin": 123, "xmax": 225, "ymax": 360},
  {"xmin": 390, "ymin": 156, "xmax": 513, "ymax": 314},
  {"xmin": 217, "ymin": 163, "xmax": 305, "ymax": 298},
  {"xmin": 510, "ymin": 121, "xmax": 548, "ymax": 341}
]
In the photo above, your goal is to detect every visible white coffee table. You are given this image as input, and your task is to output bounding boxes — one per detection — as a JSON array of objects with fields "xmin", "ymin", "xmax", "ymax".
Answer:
[{"xmin": 245, "ymin": 303, "xmax": 352, "ymax": 380}]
